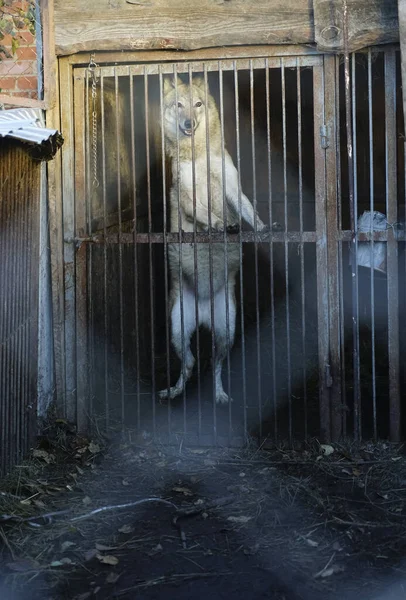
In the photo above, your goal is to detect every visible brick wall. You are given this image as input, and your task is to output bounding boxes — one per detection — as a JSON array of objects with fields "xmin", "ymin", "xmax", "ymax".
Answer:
[{"xmin": 0, "ymin": 0, "xmax": 40, "ymax": 100}]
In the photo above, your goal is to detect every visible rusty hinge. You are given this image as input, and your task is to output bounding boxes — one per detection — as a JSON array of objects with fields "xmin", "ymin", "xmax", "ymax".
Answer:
[
  {"xmin": 320, "ymin": 125, "xmax": 329, "ymax": 149},
  {"xmin": 325, "ymin": 364, "xmax": 333, "ymax": 388}
]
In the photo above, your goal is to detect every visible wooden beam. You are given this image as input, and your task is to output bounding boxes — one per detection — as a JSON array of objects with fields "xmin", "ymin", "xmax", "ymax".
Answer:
[
  {"xmin": 314, "ymin": 0, "xmax": 399, "ymax": 52},
  {"xmin": 54, "ymin": 0, "xmax": 314, "ymax": 56}
]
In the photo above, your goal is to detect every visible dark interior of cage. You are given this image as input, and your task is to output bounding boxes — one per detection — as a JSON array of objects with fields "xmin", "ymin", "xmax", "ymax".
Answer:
[
  {"xmin": 338, "ymin": 52, "xmax": 405, "ymax": 440},
  {"xmin": 85, "ymin": 55, "xmax": 405, "ymax": 443}
]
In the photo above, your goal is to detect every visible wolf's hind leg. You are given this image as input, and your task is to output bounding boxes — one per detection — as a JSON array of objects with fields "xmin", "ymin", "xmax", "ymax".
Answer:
[
  {"xmin": 213, "ymin": 283, "xmax": 236, "ymax": 404},
  {"xmin": 158, "ymin": 288, "xmax": 196, "ymax": 402}
]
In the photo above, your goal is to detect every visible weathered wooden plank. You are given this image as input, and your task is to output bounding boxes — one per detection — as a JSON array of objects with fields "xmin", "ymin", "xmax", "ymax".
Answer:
[
  {"xmin": 54, "ymin": 0, "xmax": 314, "ymax": 56},
  {"xmin": 54, "ymin": 0, "xmax": 399, "ymax": 57},
  {"xmin": 399, "ymin": 0, "xmax": 406, "ymax": 128},
  {"xmin": 314, "ymin": 0, "xmax": 399, "ymax": 52}
]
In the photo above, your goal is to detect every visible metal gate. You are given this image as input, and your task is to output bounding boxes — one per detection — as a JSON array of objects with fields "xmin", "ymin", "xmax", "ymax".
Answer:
[{"xmin": 58, "ymin": 45, "xmax": 405, "ymax": 446}]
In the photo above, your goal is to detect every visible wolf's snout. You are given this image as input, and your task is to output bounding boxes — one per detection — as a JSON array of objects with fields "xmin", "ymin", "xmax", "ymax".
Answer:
[{"xmin": 181, "ymin": 118, "xmax": 196, "ymax": 135}]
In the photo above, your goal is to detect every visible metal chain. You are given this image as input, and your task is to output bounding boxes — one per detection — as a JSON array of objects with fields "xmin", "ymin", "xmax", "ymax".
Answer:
[{"xmin": 88, "ymin": 53, "xmax": 99, "ymax": 188}]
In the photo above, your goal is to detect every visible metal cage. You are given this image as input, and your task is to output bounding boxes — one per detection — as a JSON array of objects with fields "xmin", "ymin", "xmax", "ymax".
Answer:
[{"xmin": 57, "ymin": 45, "xmax": 405, "ymax": 446}]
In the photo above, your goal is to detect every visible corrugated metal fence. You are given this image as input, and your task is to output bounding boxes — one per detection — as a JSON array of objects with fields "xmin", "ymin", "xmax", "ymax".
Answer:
[{"xmin": 0, "ymin": 140, "xmax": 40, "ymax": 475}]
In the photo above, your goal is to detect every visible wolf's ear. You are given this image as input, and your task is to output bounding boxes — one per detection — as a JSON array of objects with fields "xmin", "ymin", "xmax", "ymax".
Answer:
[
  {"xmin": 193, "ymin": 77, "xmax": 207, "ymax": 91},
  {"xmin": 163, "ymin": 76, "xmax": 183, "ymax": 95}
]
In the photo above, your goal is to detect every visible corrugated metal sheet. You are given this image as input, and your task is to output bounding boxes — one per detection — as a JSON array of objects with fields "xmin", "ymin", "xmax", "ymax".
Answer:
[
  {"xmin": 0, "ymin": 109, "xmax": 63, "ymax": 160},
  {"xmin": 0, "ymin": 140, "xmax": 40, "ymax": 475}
]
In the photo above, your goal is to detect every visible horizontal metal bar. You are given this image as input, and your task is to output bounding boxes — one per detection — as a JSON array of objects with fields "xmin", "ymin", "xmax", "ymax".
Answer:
[
  {"xmin": 65, "ymin": 231, "xmax": 319, "ymax": 245},
  {"xmin": 74, "ymin": 55, "xmax": 322, "ymax": 79},
  {"xmin": 340, "ymin": 230, "xmax": 405, "ymax": 242},
  {"xmin": 65, "ymin": 230, "xmax": 405, "ymax": 245}
]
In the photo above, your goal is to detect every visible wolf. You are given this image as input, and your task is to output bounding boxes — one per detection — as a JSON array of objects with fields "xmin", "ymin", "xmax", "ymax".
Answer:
[{"xmin": 158, "ymin": 75, "xmax": 268, "ymax": 405}]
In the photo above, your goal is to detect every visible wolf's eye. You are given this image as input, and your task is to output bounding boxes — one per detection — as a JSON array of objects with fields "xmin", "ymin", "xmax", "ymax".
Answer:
[
  {"xmin": 177, "ymin": 101, "xmax": 183, "ymax": 108},
  {"xmin": 195, "ymin": 101, "xmax": 202, "ymax": 107}
]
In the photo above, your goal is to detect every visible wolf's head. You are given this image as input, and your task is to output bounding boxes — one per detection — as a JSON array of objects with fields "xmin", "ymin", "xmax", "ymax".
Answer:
[{"xmin": 162, "ymin": 76, "xmax": 214, "ymax": 144}]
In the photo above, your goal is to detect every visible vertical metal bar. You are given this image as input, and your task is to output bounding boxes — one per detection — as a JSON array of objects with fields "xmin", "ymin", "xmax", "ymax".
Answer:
[
  {"xmin": 313, "ymin": 62, "xmax": 331, "ymax": 442},
  {"xmin": 174, "ymin": 67, "xmax": 188, "ymax": 437},
  {"xmin": 265, "ymin": 58, "xmax": 277, "ymax": 442},
  {"xmin": 60, "ymin": 59, "xmax": 77, "ymax": 423},
  {"xmin": 75, "ymin": 70, "xmax": 89, "ymax": 433},
  {"xmin": 144, "ymin": 67, "xmax": 156, "ymax": 436},
  {"xmin": 233, "ymin": 62, "xmax": 247, "ymax": 442},
  {"xmin": 343, "ymin": 4, "xmax": 360, "ymax": 441},
  {"xmin": 367, "ymin": 49, "xmax": 377, "ymax": 441},
  {"xmin": 297, "ymin": 60, "xmax": 307, "ymax": 441},
  {"xmin": 249, "ymin": 60, "xmax": 262, "ymax": 441},
  {"xmin": 188, "ymin": 63, "xmax": 202, "ymax": 441},
  {"xmin": 351, "ymin": 51, "xmax": 361, "ymax": 439},
  {"xmin": 218, "ymin": 60, "xmax": 232, "ymax": 444},
  {"xmin": 281, "ymin": 58, "xmax": 292, "ymax": 444},
  {"xmin": 10, "ymin": 151, "xmax": 19, "ymax": 468},
  {"xmin": 203, "ymin": 64, "xmax": 217, "ymax": 443},
  {"xmin": 323, "ymin": 54, "xmax": 342, "ymax": 441},
  {"xmin": 158, "ymin": 66, "xmax": 172, "ymax": 438},
  {"xmin": 100, "ymin": 73, "xmax": 109, "ymax": 430},
  {"xmin": 336, "ymin": 55, "xmax": 347, "ymax": 438},
  {"xmin": 115, "ymin": 68, "xmax": 125, "ymax": 431},
  {"xmin": 129, "ymin": 73, "xmax": 141, "ymax": 432},
  {"xmin": 384, "ymin": 49, "xmax": 400, "ymax": 442}
]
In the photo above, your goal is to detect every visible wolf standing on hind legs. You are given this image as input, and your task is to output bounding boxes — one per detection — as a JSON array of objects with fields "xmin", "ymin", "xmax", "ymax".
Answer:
[{"xmin": 158, "ymin": 75, "xmax": 268, "ymax": 405}]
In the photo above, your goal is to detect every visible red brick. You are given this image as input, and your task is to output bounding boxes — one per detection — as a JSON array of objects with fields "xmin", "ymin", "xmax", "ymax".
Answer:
[
  {"xmin": 16, "ymin": 46, "xmax": 37, "ymax": 60},
  {"xmin": 11, "ymin": 90, "xmax": 39, "ymax": 100},
  {"xmin": 0, "ymin": 77, "xmax": 17, "ymax": 91},
  {"xmin": 18, "ymin": 31, "xmax": 35, "ymax": 45},
  {"xmin": 17, "ymin": 76, "xmax": 38, "ymax": 90},
  {"xmin": 0, "ymin": 60, "xmax": 35, "ymax": 76}
]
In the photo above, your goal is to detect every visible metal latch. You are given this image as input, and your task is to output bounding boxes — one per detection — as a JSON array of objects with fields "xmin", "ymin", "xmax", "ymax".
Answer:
[
  {"xmin": 320, "ymin": 125, "xmax": 329, "ymax": 149},
  {"xmin": 325, "ymin": 364, "xmax": 333, "ymax": 388}
]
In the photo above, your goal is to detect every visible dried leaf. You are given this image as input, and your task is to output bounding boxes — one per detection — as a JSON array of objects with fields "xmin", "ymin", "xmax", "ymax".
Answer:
[
  {"xmin": 33, "ymin": 449, "xmax": 55, "ymax": 464},
  {"xmin": 96, "ymin": 543, "xmax": 115, "ymax": 551},
  {"xmin": 88, "ymin": 442, "xmax": 101, "ymax": 454},
  {"xmin": 305, "ymin": 538, "xmax": 319, "ymax": 548},
  {"xmin": 122, "ymin": 479, "xmax": 130, "ymax": 486},
  {"xmin": 7, "ymin": 559, "xmax": 39, "ymax": 572},
  {"xmin": 314, "ymin": 564, "xmax": 344, "ymax": 579},
  {"xmin": 51, "ymin": 558, "xmax": 72, "ymax": 567},
  {"xmin": 106, "ymin": 571, "xmax": 121, "ymax": 584},
  {"xmin": 97, "ymin": 554, "xmax": 119, "ymax": 566},
  {"xmin": 84, "ymin": 548, "xmax": 98, "ymax": 562},
  {"xmin": 239, "ymin": 472, "xmax": 246, "ymax": 478},
  {"xmin": 61, "ymin": 541, "xmax": 76, "ymax": 552},
  {"xmin": 149, "ymin": 543, "xmax": 163, "ymax": 554},
  {"xmin": 118, "ymin": 524, "xmax": 134, "ymax": 534},
  {"xmin": 227, "ymin": 515, "xmax": 252, "ymax": 524},
  {"xmin": 82, "ymin": 496, "xmax": 92, "ymax": 506},
  {"xmin": 33, "ymin": 499, "xmax": 46, "ymax": 509},
  {"xmin": 320, "ymin": 444, "xmax": 334, "ymax": 457}
]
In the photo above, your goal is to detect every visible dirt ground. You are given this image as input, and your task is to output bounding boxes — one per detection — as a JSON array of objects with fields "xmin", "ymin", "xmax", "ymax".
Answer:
[{"xmin": 1, "ymin": 428, "xmax": 406, "ymax": 600}]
